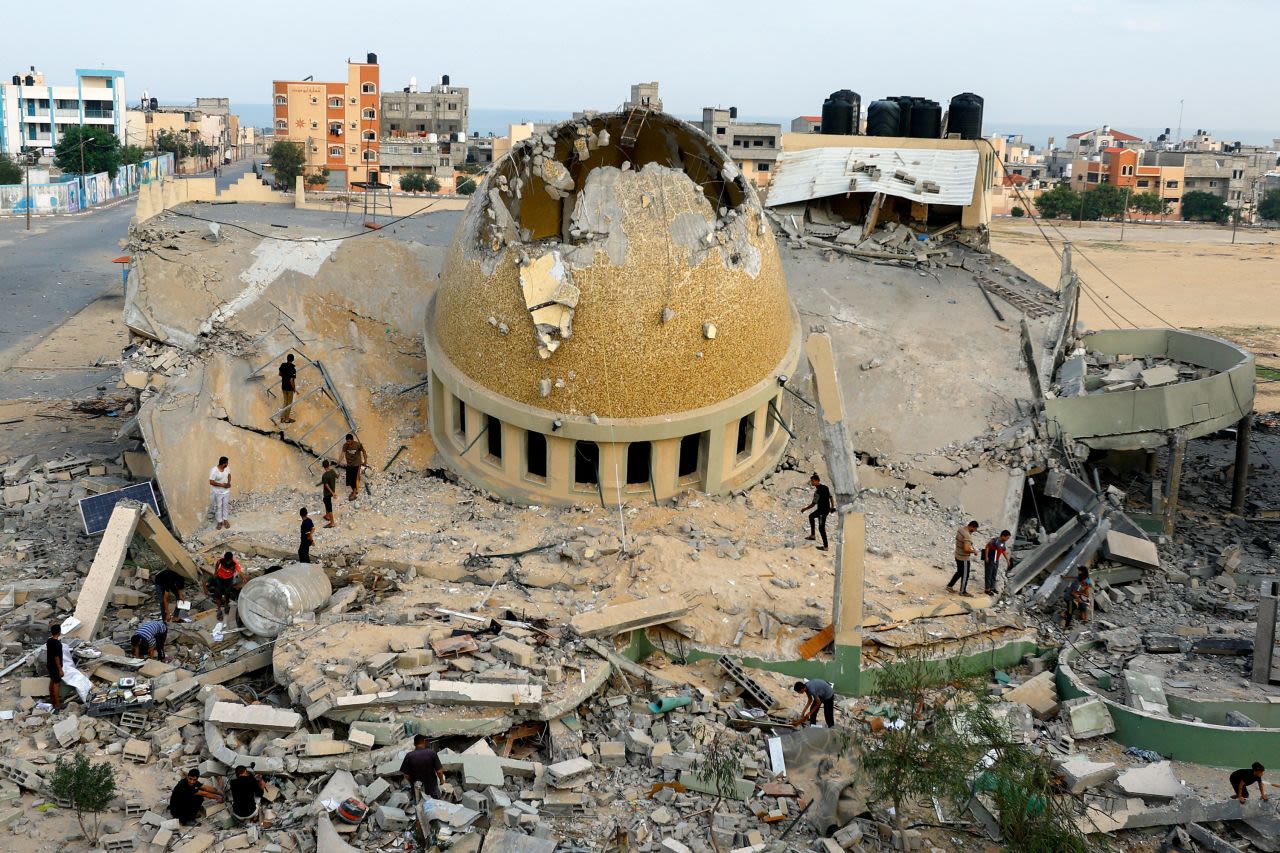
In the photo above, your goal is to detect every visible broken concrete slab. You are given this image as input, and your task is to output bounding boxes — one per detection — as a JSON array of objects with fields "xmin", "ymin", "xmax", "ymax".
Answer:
[
  {"xmin": 1102, "ymin": 530, "xmax": 1160, "ymax": 572},
  {"xmin": 1100, "ymin": 626, "xmax": 1141, "ymax": 654},
  {"xmin": 70, "ymin": 504, "xmax": 143, "ymax": 640},
  {"xmin": 426, "ymin": 680, "xmax": 542, "ymax": 708},
  {"xmin": 206, "ymin": 701, "xmax": 302, "ymax": 732},
  {"xmin": 569, "ymin": 595, "xmax": 692, "ymax": 638},
  {"xmin": 1003, "ymin": 671, "xmax": 1059, "ymax": 719},
  {"xmin": 1060, "ymin": 696, "xmax": 1115, "ymax": 739},
  {"xmin": 481, "ymin": 828, "xmax": 557, "ymax": 853},
  {"xmin": 1115, "ymin": 761, "xmax": 1187, "ymax": 800},
  {"xmin": 1123, "ymin": 670, "xmax": 1170, "ymax": 716},
  {"xmin": 1056, "ymin": 756, "xmax": 1118, "ymax": 795}
]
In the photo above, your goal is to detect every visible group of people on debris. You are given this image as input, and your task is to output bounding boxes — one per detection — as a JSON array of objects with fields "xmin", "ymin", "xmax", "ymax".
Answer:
[{"xmin": 168, "ymin": 765, "xmax": 268, "ymax": 826}]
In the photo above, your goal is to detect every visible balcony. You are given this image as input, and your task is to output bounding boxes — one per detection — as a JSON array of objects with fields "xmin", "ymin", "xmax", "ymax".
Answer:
[{"xmin": 84, "ymin": 109, "xmax": 114, "ymax": 119}]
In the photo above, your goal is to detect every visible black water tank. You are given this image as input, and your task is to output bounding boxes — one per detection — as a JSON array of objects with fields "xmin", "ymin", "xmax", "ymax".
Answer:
[
  {"xmin": 910, "ymin": 99, "xmax": 942, "ymax": 139},
  {"xmin": 947, "ymin": 92, "xmax": 984, "ymax": 139},
  {"xmin": 24, "ymin": 75, "xmax": 34, "ymax": 86},
  {"xmin": 11, "ymin": 75, "xmax": 19, "ymax": 85},
  {"xmin": 150, "ymin": 97, "xmax": 158, "ymax": 111},
  {"xmin": 866, "ymin": 100, "xmax": 901, "ymax": 137},
  {"xmin": 891, "ymin": 96, "xmax": 919, "ymax": 135},
  {"xmin": 367, "ymin": 52, "xmax": 378, "ymax": 64},
  {"xmin": 729, "ymin": 106, "xmax": 738, "ymax": 119},
  {"xmin": 442, "ymin": 74, "xmax": 450, "ymax": 86},
  {"xmin": 821, "ymin": 96, "xmax": 854, "ymax": 135}
]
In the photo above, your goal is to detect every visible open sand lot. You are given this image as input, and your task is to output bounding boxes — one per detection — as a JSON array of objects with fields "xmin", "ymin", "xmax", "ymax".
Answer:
[{"xmin": 991, "ymin": 219, "xmax": 1280, "ymax": 411}]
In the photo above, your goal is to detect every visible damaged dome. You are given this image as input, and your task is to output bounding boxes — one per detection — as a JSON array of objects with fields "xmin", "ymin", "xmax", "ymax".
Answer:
[{"xmin": 429, "ymin": 110, "xmax": 798, "ymax": 420}]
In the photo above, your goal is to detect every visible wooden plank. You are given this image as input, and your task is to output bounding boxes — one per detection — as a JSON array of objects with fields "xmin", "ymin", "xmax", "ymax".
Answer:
[
  {"xmin": 570, "ymin": 595, "xmax": 691, "ymax": 638},
  {"xmin": 797, "ymin": 625, "xmax": 834, "ymax": 659},
  {"xmin": 71, "ymin": 505, "xmax": 142, "ymax": 641}
]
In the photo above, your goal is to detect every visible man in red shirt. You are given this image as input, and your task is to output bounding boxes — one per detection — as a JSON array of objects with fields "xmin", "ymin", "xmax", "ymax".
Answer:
[
  {"xmin": 981, "ymin": 529, "xmax": 1012, "ymax": 595},
  {"xmin": 210, "ymin": 551, "xmax": 243, "ymax": 620}
]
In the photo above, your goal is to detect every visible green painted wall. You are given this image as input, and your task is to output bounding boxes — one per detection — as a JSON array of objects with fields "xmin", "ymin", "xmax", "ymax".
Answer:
[{"xmin": 1057, "ymin": 644, "xmax": 1280, "ymax": 769}]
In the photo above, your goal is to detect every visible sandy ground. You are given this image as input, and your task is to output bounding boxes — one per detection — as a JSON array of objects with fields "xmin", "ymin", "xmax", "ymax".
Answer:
[{"xmin": 991, "ymin": 219, "xmax": 1280, "ymax": 411}]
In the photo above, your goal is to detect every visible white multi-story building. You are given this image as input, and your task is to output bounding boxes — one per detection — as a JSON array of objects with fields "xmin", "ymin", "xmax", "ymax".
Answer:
[{"xmin": 0, "ymin": 67, "xmax": 127, "ymax": 156}]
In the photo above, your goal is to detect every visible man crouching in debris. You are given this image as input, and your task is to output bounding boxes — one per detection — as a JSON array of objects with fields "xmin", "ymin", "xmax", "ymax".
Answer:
[
  {"xmin": 169, "ymin": 769, "xmax": 223, "ymax": 826},
  {"xmin": 210, "ymin": 551, "xmax": 244, "ymax": 620},
  {"xmin": 1062, "ymin": 566, "xmax": 1093, "ymax": 629},
  {"xmin": 792, "ymin": 678, "xmax": 837, "ymax": 728},
  {"xmin": 1230, "ymin": 763, "xmax": 1268, "ymax": 802},
  {"xmin": 131, "ymin": 619, "xmax": 168, "ymax": 660},
  {"xmin": 229, "ymin": 765, "xmax": 267, "ymax": 823}
]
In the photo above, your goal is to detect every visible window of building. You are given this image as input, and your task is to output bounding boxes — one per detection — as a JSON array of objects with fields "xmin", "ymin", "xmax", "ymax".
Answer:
[
  {"xmin": 752, "ymin": 139, "xmax": 763, "ymax": 147},
  {"xmin": 1164, "ymin": 197, "xmax": 1178, "ymax": 205},
  {"xmin": 363, "ymin": 150, "xmax": 378, "ymax": 161},
  {"xmin": 448, "ymin": 102, "xmax": 457, "ymax": 111},
  {"xmin": 275, "ymin": 95, "xmax": 287, "ymax": 106},
  {"xmin": 575, "ymin": 441, "xmax": 599, "ymax": 487},
  {"xmin": 275, "ymin": 119, "xmax": 287, "ymax": 130},
  {"xmin": 1136, "ymin": 179, "xmax": 1149, "ymax": 188},
  {"xmin": 1087, "ymin": 173, "xmax": 1099, "ymax": 183},
  {"xmin": 350, "ymin": 145, "xmax": 357, "ymax": 154},
  {"xmin": 439, "ymin": 157, "xmax": 450, "ymax": 166},
  {"xmin": 412, "ymin": 146, "xmax": 423, "ymax": 154},
  {"xmin": 485, "ymin": 415, "xmax": 502, "ymax": 463},
  {"xmin": 310, "ymin": 95, "xmax": 319, "ymax": 105},
  {"xmin": 329, "ymin": 146, "xmax": 343, "ymax": 156},
  {"xmin": 310, "ymin": 121, "xmax": 318, "ymax": 129},
  {"xmin": 626, "ymin": 442, "xmax": 651, "ymax": 486},
  {"xmin": 350, "ymin": 121, "xmax": 357, "ymax": 130},
  {"xmin": 453, "ymin": 397, "xmax": 467, "ymax": 443},
  {"xmin": 362, "ymin": 108, "xmax": 376, "ymax": 120},
  {"xmin": 1232, "ymin": 169, "xmax": 1243, "ymax": 179},
  {"xmin": 1231, "ymin": 190, "xmax": 1241, "ymax": 200},
  {"xmin": 415, "ymin": 103, "xmax": 424, "ymax": 111},
  {"xmin": 329, "ymin": 97, "xmax": 343, "ymax": 108},
  {"xmin": 362, "ymin": 130, "xmax": 376, "ymax": 141},
  {"xmin": 1209, "ymin": 180, "xmax": 1217, "ymax": 187},
  {"xmin": 416, "ymin": 124, "xmax": 426, "ymax": 132},
  {"xmin": 525, "ymin": 431, "xmax": 548, "ymax": 480},
  {"xmin": 1165, "ymin": 180, "xmax": 1178, "ymax": 188},
  {"xmin": 678, "ymin": 433, "xmax": 703, "ymax": 481},
  {"xmin": 764, "ymin": 396, "xmax": 779, "ymax": 437},
  {"xmin": 361, "ymin": 83, "xmax": 376, "ymax": 94},
  {"xmin": 349, "ymin": 96, "xmax": 357, "ymax": 105},
  {"xmin": 715, "ymin": 126, "xmax": 726, "ymax": 135},
  {"xmin": 330, "ymin": 122, "xmax": 343, "ymax": 136},
  {"xmin": 736, "ymin": 413, "xmax": 755, "ymax": 459},
  {"xmin": 757, "ymin": 162, "xmax": 770, "ymax": 172}
]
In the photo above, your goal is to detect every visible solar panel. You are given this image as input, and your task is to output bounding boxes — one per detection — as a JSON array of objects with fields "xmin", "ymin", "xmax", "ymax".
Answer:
[{"xmin": 78, "ymin": 482, "xmax": 160, "ymax": 535}]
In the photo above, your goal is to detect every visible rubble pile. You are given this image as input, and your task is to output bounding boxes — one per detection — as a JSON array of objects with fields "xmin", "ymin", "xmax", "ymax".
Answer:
[
  {"xmin": 769, "ymin": 208, "xmax": 956, "ymax": 266},
  {"xmin": 1055, "ymin": 349, "xmax": 1220, "ymax": 397}
]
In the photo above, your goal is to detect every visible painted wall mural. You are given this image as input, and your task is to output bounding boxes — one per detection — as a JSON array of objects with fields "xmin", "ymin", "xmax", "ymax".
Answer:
[{"xmin": 0, "ymin": 153, "xmax": 173, "ymax": 215}]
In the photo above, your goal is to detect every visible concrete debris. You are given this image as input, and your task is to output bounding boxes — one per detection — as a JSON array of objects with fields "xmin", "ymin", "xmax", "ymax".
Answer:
[
  {"xmin": 1115, "ymin": 761, "xmax": 1187, "ymax": 800},
  {"xmin": 1055, "ymin": 755, "xmax": 1118, "ymax": 794},
  {"xmin": 1059, "ymin": 696, "xmax": 1115, "ymax": 739}
]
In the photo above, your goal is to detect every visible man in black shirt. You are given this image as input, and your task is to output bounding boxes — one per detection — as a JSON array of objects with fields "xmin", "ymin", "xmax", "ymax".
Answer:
[
  {"xmin": 229, "ymin": 766, "xmax": 266, "ymax": 822},
  {"xmin": 800, "ymin": 473, "xmax": 833, "ymax": 551},
  {"xmin": 299, "ymin": 507, "xmax": 314, "ymax": 564},
  {"xmin": 1230, "ymin": 763, "xmax": 1267, "ymax": 801},
  {"xmin": 46, "ymin": 624, "xmax": 64, "ymax": 711},
  {"xmin": 154, "ymin": 569, "xmax": 185, "ymax": 623},
  {"xmin": 400, "ymin": 735, "xmax": 445, "ymax": 800},
  {"xmin": 169, "ymin": 769, "xmax": 223, "ymax": 825},
  {"xmin": 279, "ymin": 354, "xmax": 298, "ymax": 424}
]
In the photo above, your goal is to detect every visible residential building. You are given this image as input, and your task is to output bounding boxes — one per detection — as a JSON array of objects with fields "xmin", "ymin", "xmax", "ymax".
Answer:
[
  {"xmin": 272, "ymin": 54, "xmax": 380, "ymax": 189},
  {"xmin": 790, "ymin": 115, "xmax": 822, "ymax": 133},
  {"xmin": 381, "ymin": 75, "xmax": 469, "ymax": 138},
  {"xmin": 1070, "ymin": 147, "xmax": 1183, "ymax": 216},
  {"xmin": 379, "ymin": 137, "xmax": 463, "ymax": 192},
  {"xmin": 624, "ymin": 82, "xmax": 662, "ymax": 112},
  {"xmin": 698, "ymin": 107, "xmax": 781, "ymax": 187},
  {"xmin": 988, "ymin": 134, "xmax": 1049, "ymax": 215},
  {"xmin": 1063, "ymin": 125, "xmax": 1143, "ymax": 156},
  {"xmin": 125, "ymin": 99, "xmax": 236, "ymax": 155},
  {"xmin": 0, "ymin": 66, "xmax": 127, "ymax": 156},
  {"xmin": 1141, "ymin": 149, "xmax": 1264, "ymax": 212}
]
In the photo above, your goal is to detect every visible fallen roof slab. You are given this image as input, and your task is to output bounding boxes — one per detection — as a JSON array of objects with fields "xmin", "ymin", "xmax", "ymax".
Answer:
[{"xmin": 570, "ymin": 594, "xmax": 691, "ymax": 637}]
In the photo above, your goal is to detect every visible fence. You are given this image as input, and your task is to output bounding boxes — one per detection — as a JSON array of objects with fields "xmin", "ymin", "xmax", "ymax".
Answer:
[{"xmin": 0, "ymin": 153, "xmax": 174, "ymax": 216}]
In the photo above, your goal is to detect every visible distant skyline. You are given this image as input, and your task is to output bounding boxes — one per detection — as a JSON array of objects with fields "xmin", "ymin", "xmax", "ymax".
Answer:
[{"xmin": 10, "ymin": 0, "xmax": 1280, "ymax": 141}]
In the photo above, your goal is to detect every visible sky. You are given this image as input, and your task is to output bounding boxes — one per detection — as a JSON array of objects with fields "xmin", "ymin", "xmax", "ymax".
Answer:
[{"xmin": 10, "ymin": 0, "xmax": 1280, "ymax": 140}]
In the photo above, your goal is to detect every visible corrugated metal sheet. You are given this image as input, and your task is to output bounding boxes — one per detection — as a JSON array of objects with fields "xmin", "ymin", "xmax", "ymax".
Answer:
[{"xmin": 765, "ymin": 146, "xmax": 980, "ymax": 207}]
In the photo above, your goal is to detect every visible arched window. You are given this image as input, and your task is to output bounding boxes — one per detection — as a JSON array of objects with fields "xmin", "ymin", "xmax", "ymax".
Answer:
[
  {"xmin": 362, "ymin": 149, "xmax": 378, "ymax": 162},
  {"xmin": 310, "ymin": 95, "xmax": 318, "ymax": 105},
  {"xmin": 362, "ymin": 130, "xmax": 376, "ymax": 142},
  {"xmin": 328, "ymin": 97, "xmax": 343, "ymax": 109},
  {"xmin": 275, "ymin": 119, "xmax": 287, "ymax": 130},
  {"xmin": 274, "ymin": 95, "xmax": 287, "ymax": 105},
  {"xmin": 328, "ymin": 146, "xmax": 343, "ymax": 156},
  {"xmin": 361, "ymin": 108, "xmax": 376, "ymax": 121},
  {"xmin": 361, "ymin": 82, "xmax": 376, "ymax": 94}
]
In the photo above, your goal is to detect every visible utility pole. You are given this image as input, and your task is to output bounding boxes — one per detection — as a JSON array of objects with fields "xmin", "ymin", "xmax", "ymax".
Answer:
[
  {"xmin": 1175, "ymin": 99, "xmax": 1184, "ymax": 146},
  {"xmin": 1120, "ymin": 184, "xmax": 1131, "ymax": 241},
  {"xmin": 24, "ymin": 151, "xmax": 31, "ymax": 231}
]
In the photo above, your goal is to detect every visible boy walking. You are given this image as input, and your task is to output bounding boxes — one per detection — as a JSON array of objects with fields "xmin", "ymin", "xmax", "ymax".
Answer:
[
  {"xmin": 947, "ymin": 520, "xmax": 979, "ymax": 596},
  {"xmin": 341, "ymin": 434, "xmax": 366, "ymax": 500},
  {"xmin": 981, "ymin": 530, "xmax": 1012, "ymax": 595},
  {"xmin": 299, "ymin": 507, "xmax": 315, "ymax": 564},
  {"xmin": 320, "ymin": 460, "xmax": 338, "ymax": 528},
  {"xmin": 800, "ymin": 473, "xmax": 833, "ymax": 551}
]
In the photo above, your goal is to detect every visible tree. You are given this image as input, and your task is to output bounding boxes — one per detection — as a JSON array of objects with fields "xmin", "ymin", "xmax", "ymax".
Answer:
[
  {"xmin": 121, "ymin": 145, "xmax": 145, "ymax": 166},
  {"xmin": 1034, "ymin": 184, "xmax": 1081, "ymax": 220},
  {"xmin": 1181, "ymin": 190, "xmax": 1229, "ymax": 223},
  {"xmin": 980, "ymin": 745, "xmax": 1095, "ymax": 853},
  {"xmin": 1011, "ymin": 206, "xmax": 1025, "ymax": 218},
  {"xmin": 1257, "ymin": 189, "xmax": 1280, "ymax": 222},
  {"xmin": 690, "ymin": 724, "xmax": 746, "ymax": 852},
  {"xmin": 399, "ymin": 171, "xmax": 431, "ymax": 193},
  {"xmin": 425, "ymin": 176, "xmax": 441, "ymax": 193},
  {"xmin": 51, "ymin": 753, "xmax": 118, "ymax": 844},
  {"xmin": 0, "ymin": 153, "xmax": 21, "ymax": 185},
  {"xmin": 268, "ymin": 140, "xmax": 307, "ymax": 189},
  {"xmin": 154, "ymin": 130, "xmax": 190, "ymax": 159},
  {"xmin": 304, "ymin": 167, "xmax": 331, "ymax": 188},
  {"xmin": 53, "ymin": 125, "xmax": 122, "ymax": 178},
  {"xmin": 456, "ymin": 176, "xmax": 477, "ymax": 195},
  {"xmin": 1081, "ymin": 184, "xmax": 1127, "ymax": 220},
  {"xmin": 1129, "ymin": 192, "xmax": 1167, "ymax": 216}
]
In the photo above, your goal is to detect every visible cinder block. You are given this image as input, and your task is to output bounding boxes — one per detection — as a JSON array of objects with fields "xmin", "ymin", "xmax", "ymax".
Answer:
[
  {"xmin": 123, "ymin": 738, "xmax": 152, "ymax": 764},
  {"xmin": 348, "ymin": 729, "xmax": 376, "ymax": 750}
]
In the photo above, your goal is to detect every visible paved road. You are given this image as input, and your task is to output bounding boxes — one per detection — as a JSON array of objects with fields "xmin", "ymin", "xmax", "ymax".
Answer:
[{"xmin": 0, "ymin": 158, "xmax": 261, "ymax": 400}]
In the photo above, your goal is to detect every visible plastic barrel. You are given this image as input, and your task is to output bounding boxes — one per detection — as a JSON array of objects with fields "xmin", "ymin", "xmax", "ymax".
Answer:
[{"xmin": 237, "ymin": 563, "xmax": 332, "ymax": 638}]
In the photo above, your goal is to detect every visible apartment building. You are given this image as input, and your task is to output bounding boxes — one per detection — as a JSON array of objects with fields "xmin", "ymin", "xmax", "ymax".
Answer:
[
  {"xmin": 698, "ymin": 107, "xmax": 781, "ymax": 187},
  {"xmin": 125, "ymin": 99, "xmax": 237, "ymax": 155},
  {"xmin": 1071, "ymin": 147, "xmax": 1184, "ymax": 216},
  {"xmin": 0, "ymin": 66, "xmax": 127, "ymax": 155},
  {"xmin": 1063, "ymin": 125, "xmax": 1144, "ymax": 156},
  {"xmin": 381, "ymin": 75, "xmax": 468, "ymax": 138},
  {"xmin": 1142, "ymin": 149, "xmax": 1268, "ymax": 211},
  {"xmin": 272, "ymin": 54, "xmax": 379, "ymax": 189}
]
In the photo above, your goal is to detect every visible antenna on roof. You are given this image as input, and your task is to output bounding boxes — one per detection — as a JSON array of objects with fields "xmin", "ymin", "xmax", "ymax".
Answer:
[{"xmin": 1175, "ymin": 99, "xmax": 1183, "ymax": 145}]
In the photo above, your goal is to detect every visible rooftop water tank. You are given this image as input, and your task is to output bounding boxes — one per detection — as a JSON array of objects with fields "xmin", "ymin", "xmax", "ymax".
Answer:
[
  {"xmin": 442, "ymin": 74, "xmax": 450, "ymax": 86},
  {"xmin": 909, "ymin": 99, "xmax": 942, "ymax": 139},
  {"xmin": 237, "ymin": 563, "xmax": 331, "ymax": 638},
  {"xmin": 947, "ymin": 92, "xmax": 984, "ymax": 140},
  {"xmin": 866, "ymin": 99, "xmax": 901, "ymax": 137},
  {"xmin": 821, "ymin": 89, "xmax": 859, "ymax": 135},
  {"xmin": 367, "ymin": 52, "xmax": 378, "ymax": 64}
]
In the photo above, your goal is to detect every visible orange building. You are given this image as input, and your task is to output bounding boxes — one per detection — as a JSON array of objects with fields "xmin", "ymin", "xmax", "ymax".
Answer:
[
  {"xmin": 272, "ymin": 53, "xmax": 380, "ymax": 189},
  {"xmin": 1072, "ymin": 146, "xmax": 1138, "ymax": 190}
]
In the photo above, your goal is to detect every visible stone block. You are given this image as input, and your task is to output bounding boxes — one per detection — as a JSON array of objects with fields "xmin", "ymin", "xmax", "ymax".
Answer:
[
  {"xmin": 598, "ymin": 741, "xmax": 625, "ymax": 766},
  {"xmin": 363, "ymin": 776, "xmax": 391, "ymax": 803},
  {"xmin": 1055, "ymin": 755, "xmax": 1118, "ymax": 794},
  {"xmin": 206, "ymin": 702, "xmax": 302, "ymax": 732},
  {"xmin": 1115, "ymin": 761, "xmax": 1186, "ymax": 799},
  {"xmin": 546, "ymin": 757, "xmax": 594, "ymax": 787},
  {"xmin": 375, "ymin": 805, "xmax": 411, "ymax": 830},
  {"xmin": 1061, "ymin": 696, "xmax": 1115, "ymax": 739},
  {"xmin": 492, "ymin": 638, "xmax": 537, "ymax": 668},
  {"xmin": 1004, "ymin": 671, "xmax": 1059, "ymax": 719},
  {"xmin": 52, "ymin": 713, "xmax": 80, "ymax": 748},
  {"xmin": 303, "ymin": 740, "xmax": 349, "ymax": 757},
  {"xmin": 171, "ymin": 833, "xmax": 214, "ymax": 853},
  {"xmin": 348, "ymin": 729, "xmax": 376, "ymax": 750},
  {"xmin": 123, "ymin": 738, "xmax": 152, "ymax": 764},
  {"xmin": 1100, "ymin": 627, "xmax": 1141, "ymax": 653}
]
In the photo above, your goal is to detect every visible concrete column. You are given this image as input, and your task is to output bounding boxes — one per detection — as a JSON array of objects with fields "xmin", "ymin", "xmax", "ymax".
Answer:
[
  {"xmin": 1231, "ymin": 413, "xmax": 1252, "ymax": 515},
  {"xmin": 652, "ymin": 438, "xmax": 679, "ymax": 500},
  {"xmin": 1162, "ymin": 429, "xmax": 1187, "ymax": 536},
  {"xmin": 500, "ymin": 421, "xmax": 521, "ymax": 481},
  {"xmin": 704, "ymin": 422, "xmax": 730, "ymax": 493},
  {"xmin": 598, "ymin": 443, "xmax": 625, "ymax": 507},
  {"xmin": 546, "ymin": 435, "xmax": 572, "ymax": 497},
  {"xmin": 1253, "ymin": 581, "xmax": 1279, "ymax": 686},
  {"xmin": 833, "ymin": 512, "xmax": 865, "ymax": 650}
]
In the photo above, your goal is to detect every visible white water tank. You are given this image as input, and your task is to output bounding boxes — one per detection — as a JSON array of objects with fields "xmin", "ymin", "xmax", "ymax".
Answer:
[
  {"xmin": 427, "ymin": 133, "xmax": 438, "ymax": 143},
  {"xmin": 237, "ymin": 563, "xmax": 331, "ymax": 638},
  {"xmin": 455, "ymin": 132, "xmax": 465, "ymax": 142},
  {"xmin": 408, "ymin": 75, "xmax": 418, "ymax": 93}
]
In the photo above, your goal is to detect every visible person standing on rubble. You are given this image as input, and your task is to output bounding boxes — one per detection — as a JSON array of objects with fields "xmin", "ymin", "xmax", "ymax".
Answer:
[
  {"xmin": 130, "ymin": 618, "xmax": 168, "ymax": 660},
  {"xmin": 1230, "ymin": 763, "xmax": 1268, "ymax": 802},
  {"xmin": 299, "ymin": 507, "xmax": 315, "ymax": 564},
  {"xmin": 947, "ymin": 520, "xmax": 980, "ymax": 596},
  {"xmin": 792, "ymin": 679, "xmax": 837, "ymax": 728},
  {"xmin": 320, "ymin": 460, "xmax": 338, "ymax": 528},
  {"xmin": 800, "ymin": 473, "xmax": 833, "ymax": 551},
  {"xmin": 278, "ymin": 354, "xmax": 298, "ymax": 424},
  {"xmin": 341, "ymin": 434, "xmax": 367, "ymax": 500},
  {"xmin": 1062, "ymin": 566, "xmax": 1093, "ymax": 629},
  {"xmin": 208, "ymin": 456, "xmax": 232, "ymax": 530},
  {"xmin": 211, "ymin": 551, "xmax": 243, "ymax": 619},
  {"xmin": 169, "ymin": 769, "xmax": 223, "ymax": 826},
  {"xmin": 155, "ymin": 569, "xmax": 185, "ymax": 623},
  {"xmin": 981, "ymin": 530, "xmax": 1012, "ymax": 596},
  {"xmin": 401, "ymin": 734, "xmax": 445, "ymax": 801},
  {"xmin": 46, "ymin": 623, "xmax": 64, "ymax": 712}
]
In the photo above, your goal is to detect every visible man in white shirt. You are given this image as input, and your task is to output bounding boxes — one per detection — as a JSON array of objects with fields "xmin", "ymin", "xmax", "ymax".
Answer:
[{"xmin": 209, "ymin": 456, "xmax": 232, "ymax": 530}]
